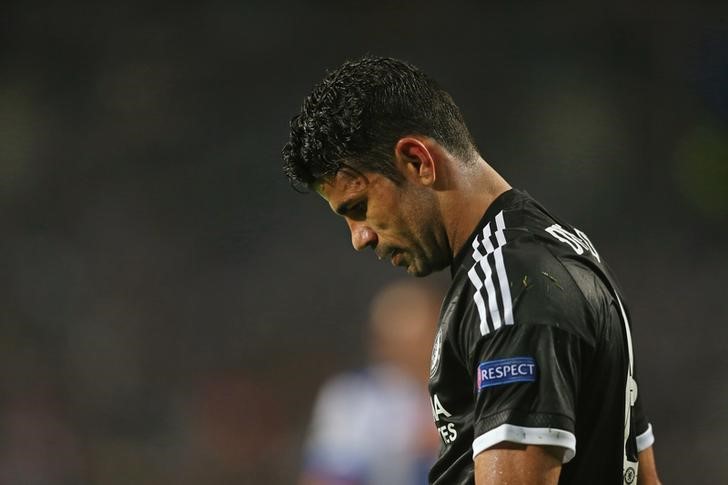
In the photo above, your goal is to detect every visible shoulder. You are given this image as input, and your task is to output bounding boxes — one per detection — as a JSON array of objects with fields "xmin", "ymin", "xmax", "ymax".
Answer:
[{"xmin": 448, "ymin": 193, "xmax": 608, "ymax": 342}]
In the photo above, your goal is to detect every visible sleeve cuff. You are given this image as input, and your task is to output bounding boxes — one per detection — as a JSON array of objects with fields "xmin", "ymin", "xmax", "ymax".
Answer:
[
  {"xmin": 472, "ymin": 423, "xmax": 577, "ymax": 463},
  {"xmin": 636, "ymin": 423, "xmax": 655, "ymax": 452}
]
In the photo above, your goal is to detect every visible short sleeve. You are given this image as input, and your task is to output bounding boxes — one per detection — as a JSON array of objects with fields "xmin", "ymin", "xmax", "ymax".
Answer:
[
  {"xmin": 468, "ymin": 323, "xmax": 582, "ymax": 463},
  {"xmin": 454, "ymin": 245, "xmax": 589, "ymax": 463},
  {"xmin": 632, "ymin": 374, "xmax": 655, "ymax": 452}
]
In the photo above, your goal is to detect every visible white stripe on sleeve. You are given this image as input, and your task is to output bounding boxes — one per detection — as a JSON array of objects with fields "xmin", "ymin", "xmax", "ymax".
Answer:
[
  {"xmin": 472, "ymin": 424, "xmax": 576, "ymax": 463},
  {"xmin": 636, "ymin": 423, "xmax": 655, "ymax": 452}
]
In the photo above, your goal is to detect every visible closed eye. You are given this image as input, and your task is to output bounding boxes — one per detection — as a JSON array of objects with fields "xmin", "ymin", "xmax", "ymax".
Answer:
[
  {"xmin": 336, "ymin": 199, "xmax": 367, "ymax": 220},
  {"xmin": 349, "ymin": 201, "xmax": 367, "ymax": 218}
]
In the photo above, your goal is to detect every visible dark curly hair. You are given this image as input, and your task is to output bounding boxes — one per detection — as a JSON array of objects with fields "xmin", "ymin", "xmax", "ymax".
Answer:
[{"xmin": 282, "ymin": 56, "xmax": 478, "ymax": 190}]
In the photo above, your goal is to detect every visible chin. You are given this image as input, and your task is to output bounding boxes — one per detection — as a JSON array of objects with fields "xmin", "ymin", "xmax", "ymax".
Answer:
[
  {"xmin": 407, "ymin": 263, "xmax": 433, "ymax": 278},
  {"xmin": 407, "ymin": 256, "xmax": 448, "ymax": 277}
]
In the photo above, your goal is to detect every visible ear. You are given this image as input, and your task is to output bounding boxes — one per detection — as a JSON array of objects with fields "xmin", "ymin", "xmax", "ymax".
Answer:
[{"xmin": 394, "ymin": 137, "xmax": 437, "ymax": 186}]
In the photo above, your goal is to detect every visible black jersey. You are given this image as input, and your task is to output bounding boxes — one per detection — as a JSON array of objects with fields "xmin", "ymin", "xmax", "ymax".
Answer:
[{"xmin": 427, "ymin": 189, "xmax": 654, "ymax": 485}]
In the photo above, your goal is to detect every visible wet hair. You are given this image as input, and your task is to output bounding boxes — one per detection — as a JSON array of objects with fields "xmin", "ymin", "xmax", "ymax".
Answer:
[{"xmin": 282, "ymin": 56, "xmax": 477, "ymax": 190}]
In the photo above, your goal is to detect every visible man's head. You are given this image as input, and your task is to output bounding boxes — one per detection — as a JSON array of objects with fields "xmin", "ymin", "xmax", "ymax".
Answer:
[
  {"xmin": 282, "ymin": 56, "xmax": 479, "ymax": 276},
  {"xmin": 283, "ymin": 55, "xmax": 478, "ymax": 187}
]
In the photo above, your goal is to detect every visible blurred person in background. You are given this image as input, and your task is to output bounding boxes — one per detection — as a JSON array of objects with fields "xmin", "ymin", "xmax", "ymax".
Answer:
[
  {"xmin": 299, "ymin": 280, "xmax": 441, "ymax": 485},
  {"xmin": 283, "ymin": 56, "xmax": 661, "ymax": 484}
]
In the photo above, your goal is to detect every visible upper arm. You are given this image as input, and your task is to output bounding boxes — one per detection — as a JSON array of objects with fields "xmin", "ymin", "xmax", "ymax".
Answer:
[
  {"xmin": 452, "ymin": 251, "xmax": 586, "ymax": 471},
  {"xmin": 474, "ymin": 442, "xmax": 563, "ymax": 485},
  {"xmin": 466, "ymin": 321, "xmax": 582, "ymax": 463}
]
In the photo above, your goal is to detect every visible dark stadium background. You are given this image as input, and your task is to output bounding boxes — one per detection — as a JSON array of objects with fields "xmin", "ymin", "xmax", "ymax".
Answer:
[{"xmin": 2, "ymin": 2, "xmax": 727, "ymax": 483}]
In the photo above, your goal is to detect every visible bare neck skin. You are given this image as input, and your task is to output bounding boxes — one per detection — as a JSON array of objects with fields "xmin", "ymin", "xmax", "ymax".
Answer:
[{"xmin": 437, "ymin": 155, "xmax": 511, "ymax": 260}]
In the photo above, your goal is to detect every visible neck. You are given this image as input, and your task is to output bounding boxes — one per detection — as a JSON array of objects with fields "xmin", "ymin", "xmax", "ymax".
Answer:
[{"xmin": 442, "ymin": 157, "xmax": 511, "ymax": 260}]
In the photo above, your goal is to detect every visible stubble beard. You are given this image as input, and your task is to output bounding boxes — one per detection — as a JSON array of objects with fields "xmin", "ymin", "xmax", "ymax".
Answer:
[{"xmin": 400, "ymin": 184, "xmax": 449, "ymax": 277}]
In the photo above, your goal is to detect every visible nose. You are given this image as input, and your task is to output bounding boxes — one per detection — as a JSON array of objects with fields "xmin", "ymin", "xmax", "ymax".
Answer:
[{"xmin": 348, "ymin": 220, "xmax": 378, "ymax": 251}]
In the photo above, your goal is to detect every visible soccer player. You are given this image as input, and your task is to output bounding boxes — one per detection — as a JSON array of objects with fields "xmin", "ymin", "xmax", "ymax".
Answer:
[{"xmin": 282, "ymin": 56, "xmax": 661, "ymax": 485}]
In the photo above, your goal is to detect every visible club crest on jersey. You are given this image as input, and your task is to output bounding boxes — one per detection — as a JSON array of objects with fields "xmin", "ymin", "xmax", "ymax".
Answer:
[
  {"xmin": 477, "ymin": 357, "xmax": 537, "ymax": 390},
  {"xmin": 430, "ymin": 326, "xmax": 443, "ymax": 378}
]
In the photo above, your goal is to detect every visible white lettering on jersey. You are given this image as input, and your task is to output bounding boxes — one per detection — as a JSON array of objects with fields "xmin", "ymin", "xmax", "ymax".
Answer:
[
  {"xmin": 437, "ymin": 422, "xmax": 458, "ymax": 444},
  {"xmin": 430, "ymin": 394, "xmax": 458, "ymax": 444},
  {"xmin": 430, "ymin": 393, "xmax": 452, "ymax": 420},
  {"xmin": 545, "ymin": 224, "xmax": 601, "ymax": 262}
]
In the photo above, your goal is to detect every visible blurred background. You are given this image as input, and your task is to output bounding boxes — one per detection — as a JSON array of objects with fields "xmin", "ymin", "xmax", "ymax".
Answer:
[{"xmin": 2, "ymin": 1, "xmax": 727, "ymax": 483}]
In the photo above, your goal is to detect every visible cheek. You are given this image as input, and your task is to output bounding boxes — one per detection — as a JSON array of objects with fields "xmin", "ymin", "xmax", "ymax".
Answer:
[
  {"xmin": 382, "ymin": 187, "xmax": 433, "ymax": 244},
  {"xmin": 403, "ymin": 197, "xmax": 432, "ymax": 236}
]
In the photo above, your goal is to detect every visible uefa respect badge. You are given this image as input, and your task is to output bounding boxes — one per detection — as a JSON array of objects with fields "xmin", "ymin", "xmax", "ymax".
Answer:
[{"xmin": 477, "ymin": 356, "xmax": 537, "ymax": 391}]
